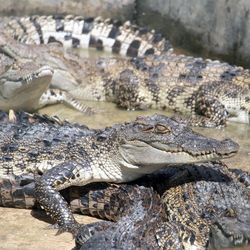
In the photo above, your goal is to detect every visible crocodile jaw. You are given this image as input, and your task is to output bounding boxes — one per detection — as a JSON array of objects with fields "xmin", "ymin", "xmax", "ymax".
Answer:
[
  {"xmin": 118, "ymin": 139, "xmax": 238, "ymax": 175},
  {"xmin": 0, "ymin": 65, "xmax": 53, "ymax": 111}
]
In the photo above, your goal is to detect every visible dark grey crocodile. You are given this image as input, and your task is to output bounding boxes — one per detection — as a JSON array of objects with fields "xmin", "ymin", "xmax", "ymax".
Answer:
[
  {"xmin": 2, "ymin": 15, "xmax": 249, "ymax": 127},
  {"xmin": 0, "ymin": 110, "xmax": 239, "ymax": 236},
  {"xmin": 74, "ymin": 162, "xmax": 250, "ymax": 250},
  {"xmin": 1, "ymin": 160, "xmax": 249, "ymax": 249}
]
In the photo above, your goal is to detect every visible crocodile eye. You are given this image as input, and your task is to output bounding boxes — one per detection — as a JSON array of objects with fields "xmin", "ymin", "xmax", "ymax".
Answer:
[
  {"xmin": 141, "ymin": 126, "xmax": 154, "ymax": 133},
  {"xmin": 134, "ymin": 120, "xmax": 154, "ymax": 132},
  {"xmin": 155, "ymin": 124, "xmax": 170, "ymax": 134}
]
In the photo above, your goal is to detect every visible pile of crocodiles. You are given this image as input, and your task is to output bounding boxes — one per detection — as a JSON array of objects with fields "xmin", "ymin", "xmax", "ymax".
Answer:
[
  {"xmin": 0, "ymin": 110, "xmax": 249, "ymax": 249},
  {"xmin": 0, "ymin": 14, "xmax": 249, "ymax": 250},
  {"xmin": 0, "ymin": 15, "xmax": 249, "ymax": 127}
]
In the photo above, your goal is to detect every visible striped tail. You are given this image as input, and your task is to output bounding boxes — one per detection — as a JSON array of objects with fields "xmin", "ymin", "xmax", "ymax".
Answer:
[
  {"xmin": 0, "ymin": 175, "xmax": 36, "ymax": 209},
  {"xmin": 4, "ymin": 15, "xmax": 173, "ymax": 57}
]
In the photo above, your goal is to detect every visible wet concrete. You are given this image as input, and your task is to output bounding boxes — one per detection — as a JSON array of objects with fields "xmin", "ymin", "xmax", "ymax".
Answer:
[{"xmin": 136, "ymin": 0, "xmax": 250, "ymax": 68}]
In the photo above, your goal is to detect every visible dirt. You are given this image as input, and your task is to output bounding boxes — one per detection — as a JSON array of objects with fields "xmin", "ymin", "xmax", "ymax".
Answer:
[{"xmin": 0, "ymin": 207, "xmax": 100, "ymax": 249}]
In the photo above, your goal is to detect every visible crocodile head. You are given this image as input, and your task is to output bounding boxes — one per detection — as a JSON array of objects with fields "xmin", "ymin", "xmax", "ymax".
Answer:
[
  {"xmin": 113, "ymin": 114, "xmax": 239, "ymax": 176},
  {"xmin": 0, "ymin": 55, "xmax": 53, "ymax": 112},
  {"xmin": 0, "ymin": 32, "xmax": 80, "ymax": 92}
]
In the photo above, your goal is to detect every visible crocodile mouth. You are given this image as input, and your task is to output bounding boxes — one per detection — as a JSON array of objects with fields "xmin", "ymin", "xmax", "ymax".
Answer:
[
  {"xmin": 0, "ymin": 65, "xmax": 54, "ymax": 111},
  {"xmin": 150, "ymin": 141, "xmax": 239, "ymax": 159},
  {"xmin": 19, "ymin": 65, "xmax": 54, "ymax": 86},
  {"xmin": 1, "ymin": 64, "xmax": 54, "ymax": 98},
  {"xmin": 8, "ymin": 65, "xmax": 53, "ymax": 96},
  {"xmin": 120, "ymin": 138, "xmax": 239, "ymax": 168}
]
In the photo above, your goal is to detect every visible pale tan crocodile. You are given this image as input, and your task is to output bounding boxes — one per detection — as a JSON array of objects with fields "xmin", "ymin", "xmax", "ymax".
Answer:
[
  {"xmin": 2, "ymin": 15, "xmax": 249, "ymax": 126},
  {"xmin": 0, "ymin": 15, "xmax": 172, "ymax": 114},
  {"xmin": 0, "ymin": 32, "xmax": 94, "ymax": 113}
]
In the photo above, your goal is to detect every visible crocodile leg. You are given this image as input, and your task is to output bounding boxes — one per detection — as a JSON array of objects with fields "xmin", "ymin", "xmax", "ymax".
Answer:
[
  {"xmin": 39, "ymin": 89, "xmax": 94, "ymax": 114},
  {"xmin": 35, "ymin": 162, "xmax": 88, "ymax": 236},
  {"xmin": 191, "ymin": 94, "xmax": 228, "ymax": 127}
]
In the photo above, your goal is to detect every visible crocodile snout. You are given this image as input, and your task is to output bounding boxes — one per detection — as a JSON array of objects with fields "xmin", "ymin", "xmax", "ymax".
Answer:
[{"xmin": 217, "ymin": 138, "xmax": 239, "ymax": 156}]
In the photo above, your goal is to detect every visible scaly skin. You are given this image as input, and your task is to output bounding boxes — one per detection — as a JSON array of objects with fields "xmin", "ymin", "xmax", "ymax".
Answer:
[
  {"xmin": 73, "ymin": 162, "xmax": 250, "ymax": 250},
  {"xmin": 1, "ymin": 161, "xmax": 249, "ymax": 249},
  {"xmin": 2, "ymin": 15, "xmax": 172, "ymax": 57},
  {"xmin": 68, "ymin": 55, "xmax": 250, "ymax": 127},
  {"xmin": 2, "ymin": 15, "xmax": 249, "ymax": 126},
  {"xmin": 0, "ymin": 110, "xmax": 239, "ymax": 235},
  {"xmin": 0, "ymin": 13, "xmax": 173, "ymax": 114},
  {"xmin": 0, "ymin": 15, "xmax": 171, "ymax": 114},
  {"xmin": 0, "ymin": 32, "xmax": 94, "ymax": 113},
  {"xmin": 0, "ymin": 53, "xmax": 54, "ymax": 112}
]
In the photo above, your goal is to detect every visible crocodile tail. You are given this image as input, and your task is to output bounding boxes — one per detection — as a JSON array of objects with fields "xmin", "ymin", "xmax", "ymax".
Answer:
[
  {"xmin": 4, "ymin": 15, "xmax": 173, "ymax": 57},
  {"xmin": 38, "ymin": 89, "xmax": 95, "ymax": 114},
  {"xmin": 0, "ymin": 174, "xmax": 36, "ymax": 209}
]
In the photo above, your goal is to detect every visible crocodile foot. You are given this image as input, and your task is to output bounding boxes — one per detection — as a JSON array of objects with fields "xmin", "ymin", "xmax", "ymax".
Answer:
[
  {"xmin": 45, "ymin": 221, "xmax": 82, "ymax": 237},
  {"xmin": 75, "ymin": 221, "xmax": 114, "ymax": 249}
]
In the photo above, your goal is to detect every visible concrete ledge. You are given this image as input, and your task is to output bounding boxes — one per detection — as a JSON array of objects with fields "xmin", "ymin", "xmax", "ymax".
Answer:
[
  {"xmin": 1, "ymin": 0, "xmax": 249, "ymax": 67},
  {"xmin": 0, "ymin": 0, "xmax": 135, "ymax": 21},
  {"xmin": 136, "ymin": 0, "xmax": 250, "ymax": 67}
]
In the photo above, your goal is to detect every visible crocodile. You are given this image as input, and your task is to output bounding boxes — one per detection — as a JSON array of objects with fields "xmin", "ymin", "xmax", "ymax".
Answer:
[
  {"xmin": 74, "ymin": 162, "xmax": 250, "ymax": 250},
  {"xmin": 1, "ymin": 160, "xmax": 249, "ymax": 249},
  {"xmin": 0, "ymin": 32, "xmax": 94, "ymax": 113},
  {"xmin": 0, "ymin": 53, "xmax": 54, "ymax": 111},
  {"xmin": 0, "ymin": 15, "xmax": 171, "ymax": 114},
  {"xmin": 0, "ymin": 110, "xmax": 239, "ymax": 236},
  {"xmin": 2, "ymin": 15, "xmax": 250, "ymax": 127}
]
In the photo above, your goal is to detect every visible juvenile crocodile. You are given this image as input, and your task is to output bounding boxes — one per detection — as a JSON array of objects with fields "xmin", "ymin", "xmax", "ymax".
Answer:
[
  {"xmin": 1, "ymin": 160, "xmax": 249, "ymax": 249},
  {"xmin": 0, "ymin": 16, "xmax": 171, "ymax": 113},
  {"xmin": 0, "ymin": 32, "xmax": 94, "ymax": 113},
  {"xmin": 0, "ymin": 110, "xmax": 239, "ymax": 236},
  {"xmin": 2, "ymin": 15, "xmax": 250, "ymax": 127}
]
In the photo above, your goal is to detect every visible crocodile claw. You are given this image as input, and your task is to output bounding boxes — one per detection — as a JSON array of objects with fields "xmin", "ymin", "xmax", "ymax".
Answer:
[
  {"xmin": 44, "ymin": 223, "xmax": 80, "ymax": 236},
  {"xmin": 55, "ymin": 222, "xmax": 82, "ymax": 237},
  {"xmin": 44, "ymin": 223, "xmax": 60, "ymax": 231}
]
